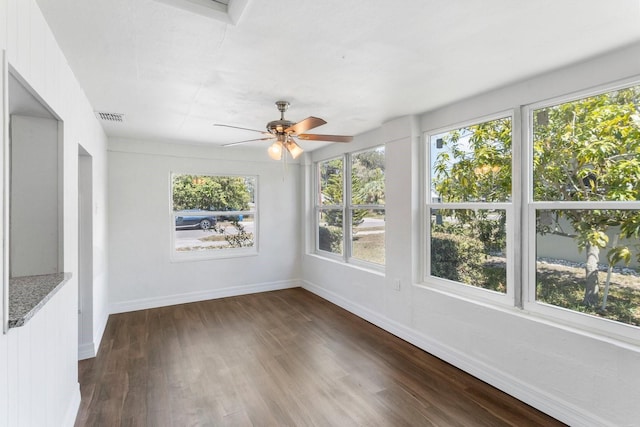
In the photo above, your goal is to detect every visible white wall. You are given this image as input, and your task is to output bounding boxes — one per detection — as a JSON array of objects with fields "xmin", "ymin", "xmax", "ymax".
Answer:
[
  {"xmin": 10, "ymin": 114, "xmax": 59, "ymax": 277},
  {"xmin": 302, "ymin": 43, "xmax": 640, "ymax": 427},
  {"xmin": 107, "ymin": 139, "xmax": 301, "ymax": 312},
  {"xmin": 537, "ymin": 219, "xmax": 640, "ymax": 268},
  {"xmin": 0, "ymin": 0, "xmax": 110, "ymax": 425}
]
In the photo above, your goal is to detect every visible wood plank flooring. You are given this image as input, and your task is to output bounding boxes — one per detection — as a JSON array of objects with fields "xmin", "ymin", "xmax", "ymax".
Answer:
[{"xmin": 75, "ymin": 288, "xmax": 564, "ymax": 426}]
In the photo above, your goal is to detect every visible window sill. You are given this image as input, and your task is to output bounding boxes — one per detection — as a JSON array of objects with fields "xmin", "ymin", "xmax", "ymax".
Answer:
[
  {"xmin": 170, "ymin": 248, "xmax": 258, "ymax": 263},
  {"xmin": 415, "ymin": 281, "xmax": 640, "ymax": 350},
  {"xmin": 307, "ymin": 252, "xmax": 386, "ymax": 277}
]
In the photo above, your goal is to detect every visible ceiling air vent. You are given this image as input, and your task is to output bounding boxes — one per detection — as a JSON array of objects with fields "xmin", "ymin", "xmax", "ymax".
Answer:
[{"xmin": 95, "ymin": 112, "xmax": 125, "ymax": 123}]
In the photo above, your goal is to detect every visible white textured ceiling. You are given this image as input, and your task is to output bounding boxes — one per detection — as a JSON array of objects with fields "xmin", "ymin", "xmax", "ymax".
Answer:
[{"xmin": 34, "ymin": 0, "xmax": 640, "ymax": 150}]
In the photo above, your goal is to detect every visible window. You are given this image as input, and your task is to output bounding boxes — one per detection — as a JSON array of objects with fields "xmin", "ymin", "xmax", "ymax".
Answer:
[
  {"xmin": 425, "ymin": 81, "xmax": 640, "ymax": 341},
  {"xmin": 527, "ymin": 84, "xmax": 640, "ymax": 332},
  {"xmin": 316, "ymin": 147, "xmax": 385, "ymax": 267},
  {"xmin": 427, "ymin": 116, "xmax": 513, "ymax": 299},
  {"xmin": 171, "ymin": 174, "xmax": 257, "ymax": 259}
]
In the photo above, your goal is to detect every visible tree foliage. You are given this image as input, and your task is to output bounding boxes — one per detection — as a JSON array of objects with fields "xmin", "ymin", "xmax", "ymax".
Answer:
[
  {"xmin": 432, "ymin": 118, "xmax": 511, "ymax": 260},
  {"xmin": 319, "ymin": 150, "xmax": 385, "ymax": 227},
  {"xmin": 532, "ymin": 86, "xmax": 640, "ymax": 305},
  {"xmin": 434, "ymin": 118, "xmax": 512, "ymax": 203},
  {"xmin": 172, "ymin": 175, "xmax": 251, "ymax": 211},
  {"xmin": 432, "ymin": 85, "xmax": 640, "ymax": 307}
]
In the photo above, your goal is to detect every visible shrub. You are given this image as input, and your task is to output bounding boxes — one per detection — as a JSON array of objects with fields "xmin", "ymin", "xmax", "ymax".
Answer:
[
  {"xmin": 431, "ymin": 232, "xmax": 485, "ymax": 285},
  {"xmin": 319, "ymin": 226, "xmax": 342, "ymax": 253},
  {"xmin": 475, "ymin": 215, "xmax": 506, "ymax": 255}
]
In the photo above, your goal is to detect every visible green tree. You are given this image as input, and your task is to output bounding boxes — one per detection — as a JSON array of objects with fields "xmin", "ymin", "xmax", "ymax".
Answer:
[
  {"xmin": 172, "ymin": 175, "xmax": 251, "ymax": 211},
  {"xmin": 433, "ymin": 86, "xmax": 640, "ymax": 307},
  {"xmin": 433, "ymin": 118, "xmax": 511, "ymax": 257},
  {"xmin": 533, "ymin": 86, "xmax": 640, "ymax": 306},
  {"xmin": 320, "ymin": 159, "xmax": 344, "ymax": 227},
  {"xmin": 434, "ymin": 118, "xmax": 512, "ymax": 204},
  {"xmin": 352, "ymin": 149, "xmax": 385, "ymax": 206},
  {"xmin": 320, "ymin": 152, "xmax": 385, "ymax": 228}
]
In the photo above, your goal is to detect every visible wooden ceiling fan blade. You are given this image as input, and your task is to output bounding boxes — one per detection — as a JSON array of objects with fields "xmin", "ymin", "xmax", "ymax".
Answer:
[
  {"xmin": 222, "ymin": 136, "xmax": 275, "ymax": 147},
  {"xmin": 214, "ymin": 124, "xmax": 270, "ymax": 135},
  {"xmin": 297, "ymin": 134, "xmax": 353, "ymax": 143},
  {"xmin": 285, "ymin": 117, "xmax": 327, "ymax": 135}
]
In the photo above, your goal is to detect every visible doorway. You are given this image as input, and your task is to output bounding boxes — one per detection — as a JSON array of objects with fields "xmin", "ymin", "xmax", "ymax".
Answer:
[{"xmin": 78, "ymin": 145, "xmax": 94, "ymax": 359}]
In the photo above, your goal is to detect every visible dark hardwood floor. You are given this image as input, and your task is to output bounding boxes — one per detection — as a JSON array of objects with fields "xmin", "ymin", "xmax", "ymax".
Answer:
[{"xmin": 75, "ymin": 288, "xmax": 564, "ymax": 426}]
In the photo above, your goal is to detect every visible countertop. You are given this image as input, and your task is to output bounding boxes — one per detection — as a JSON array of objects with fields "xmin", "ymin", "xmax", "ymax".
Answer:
[{"xmin": 8, "ymin": 272, "xmax": 72, "ymax": 328}]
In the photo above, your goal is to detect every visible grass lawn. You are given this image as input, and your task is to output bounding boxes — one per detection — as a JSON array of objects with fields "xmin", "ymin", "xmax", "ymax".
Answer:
[
  {"xmin": 479, "ymin": 261, "xmax": 640, "ymax": 326},
  {"xmin": 352, "ymin": 231, "xmax": 385, "ymax": 265},
  {"xmin": 536, "ymin": 263, "xmax": 640, "ymax": 326}
]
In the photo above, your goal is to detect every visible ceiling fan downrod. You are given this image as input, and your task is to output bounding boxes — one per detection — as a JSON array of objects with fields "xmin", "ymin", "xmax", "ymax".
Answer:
[{"xmin": 275, "ymin": 100, "xmax": 290, "ymax": 120}]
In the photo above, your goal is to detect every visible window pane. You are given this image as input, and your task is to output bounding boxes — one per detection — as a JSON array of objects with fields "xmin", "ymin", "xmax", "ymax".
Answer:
[
  {"xmin": 536, "ymin": 209, "xmax": 640, "ymax": 326},
  {"xmin": 351, "ymin": 209, "xmax": 385, "ymax": 265},
  {"xmin": 533, "ymin": 85, "xmax": 640, "ymax": 202},
  {"xmin": 430, "ymin": 117, "xmax": 512, "ymax": 203},
  {"xmin": 173, "ymin": 175, "xmax": 254, "ymax": 210},
  {"xmin": 175, "ymin": 213, "xmax": 255, "ymax": 251},
  {"xmin": 318, "ymin": 210, "xmax": 343, "ymax": 255},
  {"xmin": 319, "ymin": 158, "xmax": 343, "ymax": 206},
  {"xmin": 352, "ymin": 147, "xmax": 385, "ymax": 205},
  {"xmin": 430, "ymin": 208, "xmax": 507, "ymax": 293},
  {"xmin": 172, "ymin": 174, "xmax": 256, "ymax": 253}
]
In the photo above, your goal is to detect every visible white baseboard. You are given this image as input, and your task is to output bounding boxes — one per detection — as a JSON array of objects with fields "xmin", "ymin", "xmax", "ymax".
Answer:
[
  {"xmin": 92, "ymin": 309, "xmax": 109, "ymax": 354},
  {"xmin": 301, "ymin": 280, "xmax": 615, "ymax": 427},
  {"xmin": 109, "ymin": 279, "xmax": 301, "ymax": 314},
  {"xmin": 63, "ymin": 383, "xmax": 81, "ymax": 427},
  {"xmin": 77, "ymin": 308, "xmax": 110, "ymax": 360}
]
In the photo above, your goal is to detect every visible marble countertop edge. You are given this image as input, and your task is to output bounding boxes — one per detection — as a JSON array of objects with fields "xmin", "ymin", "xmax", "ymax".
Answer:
[{"xmin": 8, "ymin": 272, "xmax": 72, "ymax": 328}]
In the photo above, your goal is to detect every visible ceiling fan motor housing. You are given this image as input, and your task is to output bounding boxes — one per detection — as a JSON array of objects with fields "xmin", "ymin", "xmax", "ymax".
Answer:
[
  {"xmin": 267, "ymin": 119, "xmax": 294, "ymax": 134},
  {"xmin": 267, "ymin": 100, "xmax": 293, "ymax": 134},
  {"xmin": 217, "ymin": 100, "xmax": 352, "ymax": 148}
]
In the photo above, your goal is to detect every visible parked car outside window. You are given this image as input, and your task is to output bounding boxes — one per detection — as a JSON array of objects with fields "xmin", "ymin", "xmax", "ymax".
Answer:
[{"xmin": 175, "ymin": 210, "xmax": 217, "ymax": 230}]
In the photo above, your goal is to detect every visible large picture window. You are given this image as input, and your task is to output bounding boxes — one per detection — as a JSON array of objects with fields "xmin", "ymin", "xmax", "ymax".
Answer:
[
  {"xmin": 171, "ymin": 174, "xmax": 257, "ymax": 259},
  {"xmin": 316, "ymin": 147, "xmax": 385, "ymax": 267},
  {"xmin": 427, "ymin": 116, "xmax": 512, "ymax": 298}
]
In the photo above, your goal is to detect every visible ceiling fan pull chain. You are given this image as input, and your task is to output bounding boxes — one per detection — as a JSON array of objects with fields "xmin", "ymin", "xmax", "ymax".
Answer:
[{"xmin": 283, "ymin": 147, "xmax": 288, "ymax": 177}]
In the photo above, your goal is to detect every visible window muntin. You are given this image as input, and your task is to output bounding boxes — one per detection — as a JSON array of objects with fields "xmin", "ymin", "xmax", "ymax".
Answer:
[
  {"xmin": 315, "ymin": 147, "xmax": 385, "ymax": 267},
  {"xmin": 427, "ymin": 117, "xmax": 512, "ymax": 296},
  {"xmin": 171, "ymin": 174, "xmax": 257, "ymax": 258},
  {"xmin": 529, "ymin": 84, "xmax": 640, "ymax": 331}
]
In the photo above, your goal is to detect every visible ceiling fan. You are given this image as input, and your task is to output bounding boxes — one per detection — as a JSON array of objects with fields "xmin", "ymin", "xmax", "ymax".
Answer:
[{"xmin": 214, "ymin": 101, "xmax": 353, "ymax": 160}]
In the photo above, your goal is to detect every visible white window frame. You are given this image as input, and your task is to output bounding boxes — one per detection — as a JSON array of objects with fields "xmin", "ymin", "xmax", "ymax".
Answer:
[
  {"xmin": 522, "ymin": 79, "xmax": 640, "ymax": 345},
  {"xmin": 422, "ymin": 111, "xmax": 517, "ymax": 306},
  {"xmin": 315, "ymin": 155, "xmax": 346, "ymax": 263},
  {"xmin": 422, "ymin": 80, "xmax": 640, "ymax": 344},
  {"xmin": 169, "ymin": 172, "xmax": 258, "ymax": 262},
  {"xmin": 349, "ymin": 146, "xmax": 386, "ymax": 270},
  {"xmin": 314, "ymin": 147, "xmax": 386, "ymax": 272}
]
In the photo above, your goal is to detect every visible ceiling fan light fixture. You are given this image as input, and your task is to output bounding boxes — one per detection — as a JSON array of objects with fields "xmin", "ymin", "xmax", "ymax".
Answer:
[
  {"xmin": 286, "ymin": 140, "xmax": 304, "ymax": 159},
  {"xmin": 217, "ymin": 101, "xmax": 352, "ymax": 159},
  {"xmin": 268, "ymin": 140, "xmax": 283, "ymax": 160}
]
